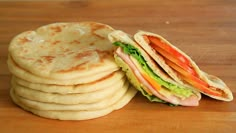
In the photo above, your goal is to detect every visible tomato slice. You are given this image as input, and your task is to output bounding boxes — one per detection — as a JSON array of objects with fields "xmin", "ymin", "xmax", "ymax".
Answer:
[
  {"xmin": 180, "ymin": 75, "xmax": 222, "ymax": 96},
  {"xmin": 151, "ymin": 43, "xmax": 198, "ymax": 77},
  {"xmin": 148, "ymin": 36, "xmax": 191, "ymax": 66},
  {"xmin": 166, "ymin": 60, "xmax": 222, "ymax": 96}
]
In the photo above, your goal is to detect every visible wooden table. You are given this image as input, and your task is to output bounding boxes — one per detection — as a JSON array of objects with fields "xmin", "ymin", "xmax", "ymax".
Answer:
[{"xmin": 1, "ymin": 0, "xmax": 236, "ymax": 132}]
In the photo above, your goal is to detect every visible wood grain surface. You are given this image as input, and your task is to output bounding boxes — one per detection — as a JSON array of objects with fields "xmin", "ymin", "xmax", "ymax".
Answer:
[{"xmin": 0, "ymin": 0, "xmax": 236, "ymax": 132}]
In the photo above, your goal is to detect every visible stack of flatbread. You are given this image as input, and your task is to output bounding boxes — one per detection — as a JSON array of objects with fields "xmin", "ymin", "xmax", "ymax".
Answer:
[{"xmin": 7, "ymin": 22, "xmax": 137, "ymax": 120}]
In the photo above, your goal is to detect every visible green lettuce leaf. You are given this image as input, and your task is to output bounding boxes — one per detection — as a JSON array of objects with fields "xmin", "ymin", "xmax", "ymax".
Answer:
[{"xmin": 113, "ymin": 41, "xmax": 193, "ymax": 99}]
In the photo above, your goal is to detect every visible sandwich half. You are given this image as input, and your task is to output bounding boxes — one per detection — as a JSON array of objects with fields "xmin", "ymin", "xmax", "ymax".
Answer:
[
  {"xmin": 133, "ymin": 31, "xmax": 233, "ymax": 101},
  {"xmin": 108, "ymin": 30, "xmax": 201, "ymax": 106}
]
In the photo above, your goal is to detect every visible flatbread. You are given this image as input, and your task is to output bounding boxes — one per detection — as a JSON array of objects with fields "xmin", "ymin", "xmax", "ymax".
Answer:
[
  {"xmin": 8, "ymin": 22, "xmax": 119, "ymax": 80},
  {"xmin": 11, "ymin": 81, "xmax": 128, "ymax": 111},
  {"xmin": 134, "ymin": 31, "xmax": 233, "ymax": 101},
  {"xmin": 10, "ymin": 86, "xmax": 137, "ymax": 120},
  {"xmin": 8, "ymin": 56, "xmax": 118, "ymax": 85},
  {"xmin": 12, "ymin": 71, "xmax": 125, "ymax": 94},
  {"xmin": 12, "ymin": 80, "xmax": 128, "ymax": 104}
]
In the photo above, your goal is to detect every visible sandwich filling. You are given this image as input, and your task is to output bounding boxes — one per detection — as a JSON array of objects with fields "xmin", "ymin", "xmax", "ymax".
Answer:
[
  {"xmin": 145, "ymin": 36, "xmax": 224, "ymax": 97},
  {"xmin": 114, "ymin": 42, "xmax": 199, "ymax": 106}
]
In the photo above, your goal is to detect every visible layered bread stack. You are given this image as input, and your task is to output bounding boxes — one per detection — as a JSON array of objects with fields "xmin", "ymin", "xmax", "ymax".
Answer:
[{"xmin": 7, "ymin": 22, "xmax": 137, "ymax": 120}]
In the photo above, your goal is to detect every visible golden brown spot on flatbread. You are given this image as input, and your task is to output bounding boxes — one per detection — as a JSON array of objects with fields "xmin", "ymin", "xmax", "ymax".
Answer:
[
  {"xmin": 50, "ymin": 26, "xmax": 62, "ymax": 33},
  {"xmin": 93, "ymin": 33, "xmax": 106, "ymax": 40},
  {"xmin": 74, "ymin": 51, "xmax": 94, "ymax": 59},
  {"xmin": 41, "ymin": 56, "xmax": 55, "ymax": 63},
  {"xmin": 89, "ymin": 42, "xmax": 95, "ymax": 46},
  {"xmin": 70, "ymin": 40, "xmax": 80, "ymax": 44},
  {"xmin": 90, "ymin": 23, "xmax": 107, "ymax": 32},
  {"xmin": 78, "ymin": 72, "xmax": 116, "ymax": 85},
  {"xmin": 52, "ymin": 40, "xmax": 61, "ymax": 45},
  {"xmin": 19, "ymin": 37, "xmax": 31, "ymax": 44},
  {"xmin": 95, "ymin": 50, "xmax": 113, "ymax": 59},
  {"xmin": 36, "ymin": 59, "xmax": 43, "ymax": 63},
  {"xmin": 57, "ymin": 49, "xmax": 74, "ymax": 57},
  {"xmin": 87, "ymin": 50, "xmax": 113, "ymax": 63},
  {"xmin": 59, "ymin": 46, "xmax": 71, "ymax": 53},
  {"xmin": 58, "ymin": 51, "xmax": 106, "ymax": 73},
  {"xmin": 90, "ymin": 23, "xmax": 107, "ymax": 40},
  {"xmin": 57, "ymin": 62, "xmax": 88, "ymax": 73},
  {"xmin": 64, "ymin": 48, "xmax": 71, "ymax": 52}
]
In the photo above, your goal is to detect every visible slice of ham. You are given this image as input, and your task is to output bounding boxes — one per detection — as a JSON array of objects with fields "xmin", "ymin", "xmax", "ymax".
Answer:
[{"xmin": 116, "ymin": 47, "xmax": 199, "ymax": 106}]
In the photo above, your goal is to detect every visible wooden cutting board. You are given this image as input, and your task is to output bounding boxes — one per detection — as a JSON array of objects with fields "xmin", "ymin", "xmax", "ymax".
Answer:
[{"xmin": 0, "ymin": 0, "xmax": 235, "ymax": 132}]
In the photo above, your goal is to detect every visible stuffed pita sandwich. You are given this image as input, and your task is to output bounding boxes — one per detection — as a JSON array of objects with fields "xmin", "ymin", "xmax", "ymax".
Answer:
[
  {"xmin": 134, "ymin": 31, "xmax": 233, "ymax": 102},
  {"xmin": 108, "ymin": 30, "xmax": 202, "ymax": 106}
]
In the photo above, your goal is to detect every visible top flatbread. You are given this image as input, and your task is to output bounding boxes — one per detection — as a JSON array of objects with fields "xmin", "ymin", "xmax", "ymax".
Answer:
[
  {"xmin": 7, "ymin": 56, "xmax": 118, "ymax": 85},
  {"xmin": 8, "ymin": 22, "xmax": 119, "ymax": 80}
]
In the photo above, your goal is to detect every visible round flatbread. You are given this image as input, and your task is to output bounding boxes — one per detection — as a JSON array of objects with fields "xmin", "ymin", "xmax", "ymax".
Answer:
[
  {"xmin": 8, "ymin": 22, "xmax": 119, "ymax": 80},
  {"xmin": 10, "ymin": 87, "xmax": 137, "ymax": 120},
  {"xmin": 12, "ymin": 80, "xmax": 128, "ymax": 105},
  {"xmin": 12, "ymin": 71, "xmax": 125, "ymax": 94}
]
